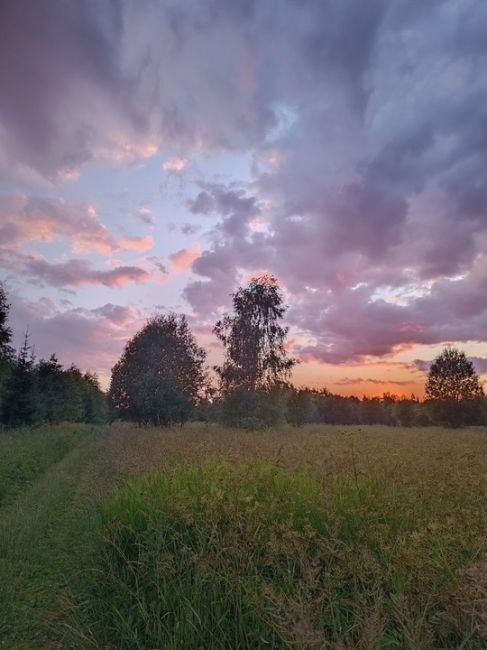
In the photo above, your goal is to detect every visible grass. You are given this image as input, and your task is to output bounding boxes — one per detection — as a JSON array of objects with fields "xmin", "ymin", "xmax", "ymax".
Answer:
[
  {"xmin": 0, "ymin": 423, "xmax": 486, "ymax": 648},
  {"xmin": 0, "ymin": 423, "xmax": 90, "ymax": 506}
]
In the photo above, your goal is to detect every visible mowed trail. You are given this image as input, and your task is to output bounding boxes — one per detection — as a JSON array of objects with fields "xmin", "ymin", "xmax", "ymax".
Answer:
[
  {"xmin": 0, "ymin": 428, "xmax": 125, "ymax": 648},
  {"xmin": 0, "ymin": 425, "xmax": 184, "ymax": 648}
]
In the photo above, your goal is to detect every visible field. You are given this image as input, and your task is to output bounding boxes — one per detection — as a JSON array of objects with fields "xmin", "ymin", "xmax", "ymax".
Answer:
[{"xmin": 0, "ymin": 424, "xmax": 486, "ymax": 649}]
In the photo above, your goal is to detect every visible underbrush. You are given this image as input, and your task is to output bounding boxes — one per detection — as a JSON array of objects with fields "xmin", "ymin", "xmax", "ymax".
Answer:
[
  {"xmin": 0, "ymin": 423, "xmax": 91, "ymax": 506},
  {"xmin": 73, "ymin": 459, "xmax": 486, "ymax": 649}
]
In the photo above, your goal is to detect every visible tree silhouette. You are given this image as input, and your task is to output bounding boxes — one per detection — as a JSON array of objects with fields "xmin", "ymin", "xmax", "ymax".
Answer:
[
  {"xmin": 426, "ymin": 348, "xmax": 483, "ymax": 401},
  {"xmin": 3, "ymin": 331, "xmax": 38, "ymax": 427},
  {"xmin": 0, "ymin": 283, "xmax": 14, "ymax": 419},
  {"xmin": 0, "ymin": 283, "xmax": 12, "ymax": 357},
  {"xmin": 425, "ymin": 347, "xmax": 484, "ymax": 427},
  {"xmin": 214, "ymin": 274, "xmax": 297, "ymax": 393},
  {"xmin": 109, "ymin": 314, "xmax": 207, "ymax": 426}
]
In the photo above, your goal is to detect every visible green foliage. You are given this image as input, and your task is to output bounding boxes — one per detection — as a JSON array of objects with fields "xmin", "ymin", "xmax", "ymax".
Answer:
[
  {"xmin": 220, "ymin": 387, "xmax": 287, "ymax": 428},
  {"xmin": 110, "ymin": 313, "xmax": 207, "ymax": 426},
  {"xmin": 81, "ymin": 371, "xmax": 108, "ymax": 423},
  {"xmin": 287, "ymin": 388, "xmax": 317, "ymax": 426},
  {"xmin": 2, "ymin": 332, "xmax": 38, "ymax": 427},
  {"xmin": 0, "ymin": 285, "xmax": 106, "ymax": 428},
  {"xmin": 36, "ymin": 354, "xmax": 66, "ymax": 423},
  {"xmin": 214, "ymin": 275, "xmax": 297, "ymax": 393}
]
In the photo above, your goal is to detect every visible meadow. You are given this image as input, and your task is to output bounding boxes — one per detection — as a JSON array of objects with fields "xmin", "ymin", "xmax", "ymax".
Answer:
[{"xmin": 0, "ymin": 423, "xmax": 486, "ymax": 649}]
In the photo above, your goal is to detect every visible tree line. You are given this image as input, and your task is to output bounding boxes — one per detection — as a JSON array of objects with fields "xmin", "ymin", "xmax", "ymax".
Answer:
[
  {"xmin": 0, "ymin": 285, "xmax": 107, "ymax": 427},
  {"xmin": 107, "ymin": 275, "xmax": 486, "ymax": 429},
  {"xmin": 1, "ymin": 278, "xmax": 485, "ymax": 429}
]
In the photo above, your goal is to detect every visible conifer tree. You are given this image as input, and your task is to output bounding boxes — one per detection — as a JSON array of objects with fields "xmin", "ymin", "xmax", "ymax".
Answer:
[{"xmin": 3, "ymin": 331, "xmax": 38, "ymax": 427}]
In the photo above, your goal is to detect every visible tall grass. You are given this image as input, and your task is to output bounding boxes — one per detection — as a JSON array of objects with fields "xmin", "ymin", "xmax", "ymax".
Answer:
[{"xmin": 75, "ymin": 456, "xmax": 486, "ymax": 649}]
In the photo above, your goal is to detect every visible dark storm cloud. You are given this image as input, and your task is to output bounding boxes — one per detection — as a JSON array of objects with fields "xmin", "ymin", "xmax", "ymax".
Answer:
[{"xmin": 1, "ymin": 0, "xmax": 486, "ymax": 362}]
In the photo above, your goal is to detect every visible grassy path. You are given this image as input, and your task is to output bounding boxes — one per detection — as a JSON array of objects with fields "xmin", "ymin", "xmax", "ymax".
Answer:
[{"xmin": 0, "ymin": 429, "xmax": 116, "ymax": 649}]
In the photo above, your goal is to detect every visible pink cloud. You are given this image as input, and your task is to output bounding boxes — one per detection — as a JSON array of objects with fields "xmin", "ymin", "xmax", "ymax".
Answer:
[
  {"xmin": 119, "ymin": 235, "xmax": 155, "ymax": 252},
  {"xmin": 162, "ymin": 157, "xmax": 188, "ymax": 173},
  {"xmin": 0, "ymin": 193, "xmax": 153, "ymax": 257},
  {"xmin": 170, "ymin": 243, "xmax": 201, "ymax": 273}
]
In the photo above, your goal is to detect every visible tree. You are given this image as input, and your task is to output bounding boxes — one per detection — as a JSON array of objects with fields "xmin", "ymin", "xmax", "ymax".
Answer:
[
  {"xmin": 3, "ymin": 331, "xmax": 38, "ymax": 427},
  {"xmin": 287, "ymin": 388, "xmax": 316, "ymax": 426},
  {"xmin": 37, "ymin": 354, "xmax": 66, "ymax": 423},
  {"xmin": 0, "ymin": 283, "xmax": 14, "ymax": 421},
  {"xmin": 425, "ymin": 347, "xmax": 484, "ymax": 427},
  {"xmin": 214, "ymin": 274, "xmax": 297, "ymax": 393},
  {"xmin": 80, "ymin": 372, "xmax": 108, "ymax": 424},
  {"xmin": 109, "ymin": 314, "xmax": 207, "ymax": 426},
  {"xmin": 0, "ymin": 283, "xmax": 12, "ymax": 356}
]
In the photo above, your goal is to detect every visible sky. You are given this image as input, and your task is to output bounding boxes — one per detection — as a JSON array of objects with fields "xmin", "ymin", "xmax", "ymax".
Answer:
[{"xmin": 0, "ymin": 0, "xmax": 486, "ymax": 396}]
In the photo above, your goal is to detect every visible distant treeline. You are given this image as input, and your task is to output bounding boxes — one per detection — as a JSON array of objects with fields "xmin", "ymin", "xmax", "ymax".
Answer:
[
  {"xmin": 195, "ymin": 386, "xmax": 487, "ymax": 429},
  {"xmin": 0, "ymin": 287, "xmax": 106, "ymax": 428},
  {"xmin": 1, "ymin": 278, "xmax": 485, "ymax": 430}
]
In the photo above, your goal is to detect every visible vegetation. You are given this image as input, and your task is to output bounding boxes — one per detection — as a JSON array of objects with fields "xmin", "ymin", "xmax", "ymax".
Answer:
[
  {"xmin": 0, "ymin": 423, "xmax": 90, "ymax": 507},
  {"xmin": 425, "ymin": 347, "xmax": 485, "ymax": 427},
  {"xmin": 1, "ymin": 423, "xmax": 486, "ymax": 648},
  {"xmin": 109, "ymin": 313, "xmax": 207, "ymax": 425},
  {"xmin": 214, "ymin": 274, "xmax": 297, "ymax": 393},
  {"xmin": 1, "ymin": 281, "xmax": 486, "ymax": 430}
]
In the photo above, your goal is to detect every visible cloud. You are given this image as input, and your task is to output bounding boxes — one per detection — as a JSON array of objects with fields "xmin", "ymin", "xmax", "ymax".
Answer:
[
  {"xmin": 8, "ymin": 293, "xmax": 145, "ymax": 383},
  {"xmin": 162, "ymin": 157, "xmax": 188, "ymax": 173},
  {"xmin": 170, "ymin": 243, "xmax": 201, "ymax": 273},
  {"xmin": 335, "ymin": 377, "xmax": 414, "ymax": 387},
  {"xmin": 0, "ymin": 193, "xmax": 154, "ymax": 255},
  {"xmin": 134, "ymin": 207, "xmax": 154, "ymax": 225},
  {"xmin": 414, "ymin": 356, "xmax": 487, "ymax": 375},
  {"xmin": 7, "ymin": 255, "xmax": 151, "ymax": 288},
  {"xmin": 119, "ymin": 235, "xmax": 154, "ymax": 252},
  {"xmin": 1, "ymin": 1, "xmax": 487, "ymax": 366}
]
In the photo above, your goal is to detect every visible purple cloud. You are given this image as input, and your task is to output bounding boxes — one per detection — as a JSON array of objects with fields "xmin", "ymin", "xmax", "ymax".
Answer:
[
  {"xmin": 414, "ymin": 357, "xmax": 487, "ymax": 376},
  {"xmin": 8, "ymin": 293, "xmax": 145, "ymax": 381},
  {"xmin": 1, "ymin": 1, "xmax": 486, "ymax": 368},
  {"xmin": 9, "ymin": 255, "xmax": 150, "ymax": 289}
]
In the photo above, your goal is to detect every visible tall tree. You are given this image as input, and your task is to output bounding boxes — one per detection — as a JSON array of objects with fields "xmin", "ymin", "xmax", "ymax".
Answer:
[
  {"xmin": 3, "ymin": 331, "xmax": 38, "ymax": 427},
  {"xmin": 0, "ymin": 283, "xmax": 14, "ymax": 419},
  {"xmin": 81, "ymin": 372, "xmax": 108, "ymax": 424},
  {"xmin": 425, "ymin": 347, "xmax": 484, "ymax": 427},
  {"xmin": 0, "ymin": 283, "xmax": 12, "ymax": 357},
  {"xmin": 37, "ymin": 354, "xmax": 65, "ymax": 423},
  {"xmin": 109, "ymin": 314, "xmax": 207, "ymax": 426},
  {"xmin": 425, "ymin": 348, "xmax": 483, "ymax": 401},
  {"xmin": 214, "ymin": 274, "xmax": 297, "ymax": 393}
]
